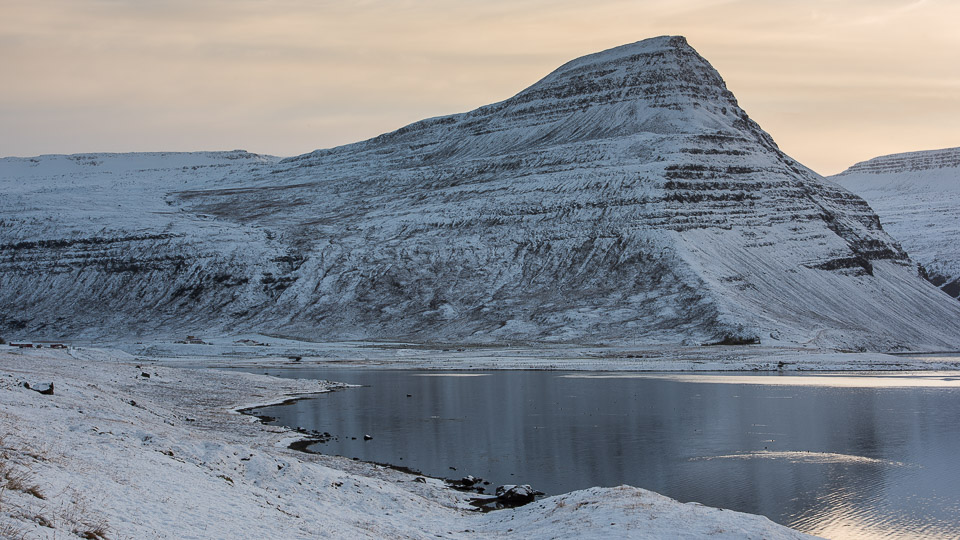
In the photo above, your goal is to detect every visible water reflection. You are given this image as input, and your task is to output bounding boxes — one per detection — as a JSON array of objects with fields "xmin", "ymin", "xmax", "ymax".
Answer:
[
  {"xmin": 564, "ymin": 372, "xmax": 960, "ymax": 388},
  {"xmin": 694, "ymin": 450, "xmax": 906, "ymax": 466},
  {"xmin": 250, "ymin": 369, "xmax": 960, "ymax": 539}
]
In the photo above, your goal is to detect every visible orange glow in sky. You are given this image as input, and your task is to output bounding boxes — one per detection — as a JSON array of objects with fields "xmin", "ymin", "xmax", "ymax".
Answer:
[{"xmin": 2, "ymin": 0, "xmax": 958, "ymax": 174}]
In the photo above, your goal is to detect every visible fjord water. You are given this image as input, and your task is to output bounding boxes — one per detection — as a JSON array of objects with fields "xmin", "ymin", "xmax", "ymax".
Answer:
[{"xmin": 250, "ymin": 369, "xmax": 960, "ymax": 539}]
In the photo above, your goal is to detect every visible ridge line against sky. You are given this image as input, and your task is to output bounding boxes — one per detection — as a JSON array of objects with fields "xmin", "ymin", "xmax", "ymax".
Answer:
[{"xmin": 1, "ymin": 0, "xmax": 958, "ymax": 175}]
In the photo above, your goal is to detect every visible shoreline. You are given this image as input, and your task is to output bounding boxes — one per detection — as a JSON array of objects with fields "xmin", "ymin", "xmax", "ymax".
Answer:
[
  {"xmin": 0, "ymin": 345, "xmax": 816, "ymax": 539},
  {"xmin": 126, "ymin": 336, "xmax": 960, "ymax": 372}
]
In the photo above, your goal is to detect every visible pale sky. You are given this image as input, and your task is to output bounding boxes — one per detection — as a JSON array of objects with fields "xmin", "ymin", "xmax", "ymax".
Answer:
[{"xmin": 2, "ymin": 0, "xmax": 958, "ymax": 174}]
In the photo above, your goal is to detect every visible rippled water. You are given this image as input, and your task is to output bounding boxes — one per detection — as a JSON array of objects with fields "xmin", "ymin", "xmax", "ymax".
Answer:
[{"xmin": 249, "ymin": 369, "xmax": 960, "ymax": 539}]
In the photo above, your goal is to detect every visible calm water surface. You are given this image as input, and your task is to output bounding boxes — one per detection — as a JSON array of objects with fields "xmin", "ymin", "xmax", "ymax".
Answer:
[{"xmin": 249, "ymin": 368, "xmax": 960, "ymax": 539}]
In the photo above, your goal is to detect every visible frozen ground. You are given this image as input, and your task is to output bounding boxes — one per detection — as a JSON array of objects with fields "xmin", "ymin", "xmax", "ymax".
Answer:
[{"xmin": 0, "ymin": 346, "xmax": 816, "ymax": 539}]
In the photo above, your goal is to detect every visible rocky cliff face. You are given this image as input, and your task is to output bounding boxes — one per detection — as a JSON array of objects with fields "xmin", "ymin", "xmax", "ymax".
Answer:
[
  {"xmin": 831, "ymin": 147, "xmax": 960, "ymax": 301},
  {"xmin": 3, "ymin": 36, "xmax": 960, "ymax": 350}
]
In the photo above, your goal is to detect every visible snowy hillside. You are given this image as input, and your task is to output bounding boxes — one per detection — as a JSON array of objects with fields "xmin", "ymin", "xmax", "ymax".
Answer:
[
  {"xmin": 3, "ymin": 36, "xmax": 960, "ymax": 350},
  {"xmin": 831, "ymin": 147, "xmax": 960, "ymax": 301}
]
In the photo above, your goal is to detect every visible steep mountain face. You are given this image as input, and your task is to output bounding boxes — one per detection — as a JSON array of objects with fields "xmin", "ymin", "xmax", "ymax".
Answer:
[
  {"xmin": 831, "ymin": 147, "xmax": 960, "ymax": 300},
  {"xmin": 0, "ymin": 152, "xmax": 285, "ymax": 336},
  {"xmin": 3, "ymin": 36, "xmax": 960, "ymax": 350}
]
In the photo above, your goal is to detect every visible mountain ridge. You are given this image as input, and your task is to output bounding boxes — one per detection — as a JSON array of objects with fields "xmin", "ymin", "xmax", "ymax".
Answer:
[
  {"xmin": 3, "ymin": 36, "xmax": 959, "ymax": 350},
  {"xmin": 285, "ymin": 36, "xmax": 774, "ymax": 168},
  {"xmin": 834, "ymin": 147, "xmax": 960, "ymax": 177}
]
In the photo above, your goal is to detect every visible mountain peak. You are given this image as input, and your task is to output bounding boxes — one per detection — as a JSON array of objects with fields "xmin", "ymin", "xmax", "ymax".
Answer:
[
  {"xmin": 550, "ymin": 35, "xmax": 693, "ymax": 71},
  {"xmin": 509, "ymin": 34, "xmax": 736, "ymax": 115},
  {"xmin": 558, "ymin": 35, "xmax": 696, "ymax": 69},
  {"xmin": 284, "ymin": 36, "xmax": 753, "ymax": 165}
]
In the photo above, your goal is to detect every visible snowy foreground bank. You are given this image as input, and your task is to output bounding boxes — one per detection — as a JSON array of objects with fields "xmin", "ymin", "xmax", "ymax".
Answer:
[{"xmin": 0, "ymin": 347, "xmax": 815, "ymax": 539}]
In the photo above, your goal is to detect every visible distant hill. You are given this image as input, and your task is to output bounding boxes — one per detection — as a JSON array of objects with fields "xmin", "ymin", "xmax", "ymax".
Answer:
[{"xmin": 831, "ymin": 147, "xmax": 960, "ymax": 302}]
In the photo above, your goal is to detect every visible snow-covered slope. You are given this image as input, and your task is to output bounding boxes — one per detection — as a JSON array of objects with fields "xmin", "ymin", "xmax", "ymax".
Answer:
[
  {"xmin": 831, "ymin": 147, "xmax": 960, "ymax": 301},
  {"xmin": 3, "ymin": 36, "xmax": 960, "ymax": 350}
]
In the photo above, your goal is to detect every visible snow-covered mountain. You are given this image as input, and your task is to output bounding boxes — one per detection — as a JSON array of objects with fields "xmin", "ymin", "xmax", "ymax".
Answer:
[
  {"xmin": 3, "ymin": 36, "xmax": 960, "ymax": 350},
  {"xmin": 831, "ymin": 147, "xmax": 960, "ymax": 301}
]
